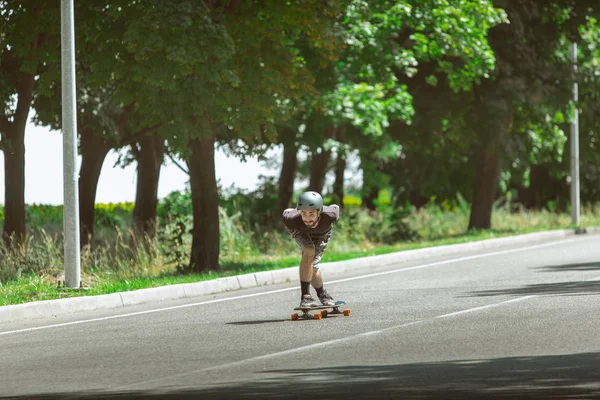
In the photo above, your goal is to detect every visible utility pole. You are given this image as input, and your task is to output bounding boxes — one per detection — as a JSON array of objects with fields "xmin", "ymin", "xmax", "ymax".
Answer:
[
  {"xmin": 570, "ymin": 41, "xmax": 580, "ymax": 227},
  {"xmin": 61, "ymin": 0, "xmax": 81, "ymax": 288}
]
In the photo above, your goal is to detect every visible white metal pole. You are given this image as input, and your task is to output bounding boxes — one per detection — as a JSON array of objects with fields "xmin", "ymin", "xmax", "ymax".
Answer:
[
  {"xmin": 61, "ymin": 0, "xmax": 81, "ymax": 288},
  {"xmin": 570, "ymin": 42, "xmax": 580, "ymax": 227}
]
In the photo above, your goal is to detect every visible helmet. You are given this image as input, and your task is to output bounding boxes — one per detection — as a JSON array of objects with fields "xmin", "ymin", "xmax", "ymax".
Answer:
[{"xmin": 296, "ymin": 191, "xmax": 323, "ymax": 211}]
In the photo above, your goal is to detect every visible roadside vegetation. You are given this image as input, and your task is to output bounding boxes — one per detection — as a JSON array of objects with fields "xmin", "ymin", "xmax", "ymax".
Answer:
[
  {"xmin": 1, "ymin": 191, "xmax": 598, "ymax": 306},
  {"xmin": 1, "ymin": 2, "xmax": 599, "ymax": 305}
]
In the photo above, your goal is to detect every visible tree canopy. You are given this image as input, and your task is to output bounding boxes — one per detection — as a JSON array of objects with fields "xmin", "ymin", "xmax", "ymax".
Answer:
[{"xmin": 1, "ymin": 0, "xmax": 599, "ymax": 268}]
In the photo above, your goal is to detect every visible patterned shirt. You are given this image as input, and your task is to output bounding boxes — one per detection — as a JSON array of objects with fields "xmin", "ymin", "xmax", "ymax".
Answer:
[{"xmin": 282, "ymin": 205, "xmax": 340, "ymax": 235}]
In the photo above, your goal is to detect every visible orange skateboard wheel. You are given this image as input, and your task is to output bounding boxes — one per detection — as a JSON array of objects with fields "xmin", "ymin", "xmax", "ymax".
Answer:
[
  {"xmin": 314, "ymin": 313, "xmax": 322, "ymax": 320},
  {"xmin": 291, "ymin": 313, "xmax": 299, "ymax": 321},
  {"xmin": 343, "ymin": 309, "xmax": 350, "ymax": 316}
]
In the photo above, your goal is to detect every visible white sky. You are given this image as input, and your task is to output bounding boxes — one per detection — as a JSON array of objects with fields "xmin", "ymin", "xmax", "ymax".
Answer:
[
  {"xmin": 0, "ymin": 114, "xmax": 363, "ymax": 205},
  {"xmin": 0, "ymin": 118, "xmax": 278, "ymax": 205}
]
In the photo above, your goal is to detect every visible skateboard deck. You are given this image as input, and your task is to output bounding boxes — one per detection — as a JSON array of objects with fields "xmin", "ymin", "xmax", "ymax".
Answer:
[{"xmin": 292, "ymin": 301, "xmax": 350, "ymax": 320}]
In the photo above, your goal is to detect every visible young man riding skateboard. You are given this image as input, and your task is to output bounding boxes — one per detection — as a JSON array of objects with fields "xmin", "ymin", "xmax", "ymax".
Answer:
[{"xmin": 282, "ymin": 191, "xmax": 340, "ymax": 308}]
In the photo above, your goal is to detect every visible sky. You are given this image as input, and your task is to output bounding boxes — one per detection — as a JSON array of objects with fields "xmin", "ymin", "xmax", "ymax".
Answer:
[
  {"xmin": 0, "ymin": 117, "xmax": 279, "ymax": 205},
  {"xmin": 1, "ymin": 117, "xmax": 362, "ymax": 206}
]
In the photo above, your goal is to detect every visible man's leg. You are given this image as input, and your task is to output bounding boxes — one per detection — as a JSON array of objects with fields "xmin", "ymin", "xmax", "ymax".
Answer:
[
  {"xmin": 311, "ymin": 269, "xmax": 324, "ymax": 289},
  {"xmin": 299, "ymin": 247, "xmax": 318, "ymax": 306},
  {"xmin": 299, "ymin": 246, "xmax": 316, "ymax": 286},
  {"xmin": 311, "ymin": 241, "xmax": 335, "ymax": 306}
]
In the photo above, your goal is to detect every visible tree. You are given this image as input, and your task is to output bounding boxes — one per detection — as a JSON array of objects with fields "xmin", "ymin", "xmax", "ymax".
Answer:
[
  {"xmin": 176, "ymin": 0, "xmax": 343, "ymax": 272},
  {"xmin": 463, "ymin": 0, "xmax": 597, "ymax": 229},
  {"xmin": 302, "ymin": 0, "xmax": 505, "ymax": 211},
  {"xmin": 382, "ymin": 1, "xmax": 600, "ymax": 222},
  {"xmin": 331, "ymin": 127, "xmax": 349, "ymax": 208},
  {"xmin": 0, "ymin": 1, "xmax": 58, "ymax": 247},
  {"xmin": 275, "ymin": 122, "xmax": 299, "ymax": 212},
  {"xmin": 576, "ymin": 14, "xmax": 600, "ymax": 204},
  {"xmin": 33, "ymin": 1, "xmax": 231, "ymax": 249}
]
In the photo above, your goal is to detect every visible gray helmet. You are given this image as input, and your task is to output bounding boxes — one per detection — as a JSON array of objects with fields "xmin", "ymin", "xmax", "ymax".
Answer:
[{"xmin": 296, "ymin": 191, "xmax": 323, "ymax": 211}]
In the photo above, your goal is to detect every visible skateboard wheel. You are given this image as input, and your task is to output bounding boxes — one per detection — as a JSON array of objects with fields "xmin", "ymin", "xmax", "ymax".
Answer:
[
  {"xmin": 291, "ymin": 313, "xmax": 299, "ymax": 321},
  {"xmin": 343, "ymin": 309, "xmax": 350, "ymax": 316},
  {"xmin": 321, "ymin": 310, "xmax": 328, "ymax": 318},
  {"xmin": 314, "ymin": 313, "xmax": 322, "ymax": 320}
]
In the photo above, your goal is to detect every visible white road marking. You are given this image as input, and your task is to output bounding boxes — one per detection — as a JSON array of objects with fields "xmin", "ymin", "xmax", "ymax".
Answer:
[
  {"xmin": 114, "ymin": 295, "xmax": 541, "ymax": 390},
  {"xmin": 118, "ymin": 268, "xmax": 600, "ymax": 390},
  {"xmin": 0, "ymin": 236, "xmax": 586, "ymax": 338}
]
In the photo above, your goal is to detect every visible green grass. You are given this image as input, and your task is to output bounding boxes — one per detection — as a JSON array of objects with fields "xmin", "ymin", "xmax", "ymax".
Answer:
[
  {"xmin": 0, "ymin": 227, "xmax": 588, "ymax": 306},
  {"xmin": 1, "ymin": 204, "xmax": 599, "ymax": 307}
]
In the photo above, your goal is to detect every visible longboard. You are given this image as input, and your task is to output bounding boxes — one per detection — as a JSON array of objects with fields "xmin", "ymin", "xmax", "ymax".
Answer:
[{"xmin": 292, "ymin": 300, "xmax": 350, "ymax": 320}]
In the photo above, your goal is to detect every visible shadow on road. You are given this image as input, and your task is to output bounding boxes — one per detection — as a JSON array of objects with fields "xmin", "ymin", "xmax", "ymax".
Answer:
[
  {"xmin": 463, "ymin": 261, "xmax": 600, "ymax": 297},
  {"xmin": 226, "ymin": 319, "xmax": 290, "ymax": 325},
  {"xmin": 465, "ymin": 279, "xmax": 600, "ymax": 297},
  {"xmin": 226, "ymin": 314, "xmax": 346, "ymax": 325},
  {"xmin": 535, "ymin": 261, "xmax": 600, "ymax": 273},
  {"xmin": 8, "ymin": 352, "xmax": 600, "ymax": 400}
]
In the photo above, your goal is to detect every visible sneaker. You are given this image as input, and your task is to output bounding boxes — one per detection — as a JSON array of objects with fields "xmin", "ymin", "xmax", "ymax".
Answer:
[
  {"xmin": 300, "ymin": 294, "xmax": 318, "ymax": 308},
  {"xmin": 318, "ymin": 290, "xmax": 335, "ymax": 306}
]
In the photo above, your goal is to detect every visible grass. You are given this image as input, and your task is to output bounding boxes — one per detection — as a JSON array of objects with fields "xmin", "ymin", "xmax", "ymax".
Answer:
[{"xmin": 1, "ymin": 203, "xmax": 599, "ymax": 307}]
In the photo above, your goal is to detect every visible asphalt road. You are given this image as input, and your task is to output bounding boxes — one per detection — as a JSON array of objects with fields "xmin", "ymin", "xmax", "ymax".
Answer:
[{"xmin": 2, "ymin": 234, "xmax": 600, "ymax": 399}]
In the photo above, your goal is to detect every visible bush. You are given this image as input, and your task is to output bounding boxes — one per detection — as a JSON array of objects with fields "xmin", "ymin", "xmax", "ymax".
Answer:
[
  {"xmin": 0, "ymin": 203, "xmax": 136, "ymax": 230},
  {"xmin": 94, "ymin": 202, "xmax": 135, "ymax": 227},
  {"xmin": 219, "ymin": 175, "xmax": 280, "ymax": 230},
  {"xmin": 157, "ymin": 190, "xmax": 193, "ymax": 272}
]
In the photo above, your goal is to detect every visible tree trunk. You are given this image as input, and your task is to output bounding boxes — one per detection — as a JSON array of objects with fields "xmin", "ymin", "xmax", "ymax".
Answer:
[
  {"xmin": 360, "ymin": 147, "xmax": 380, "ymax": 211},
  {"xmin": 332, "ymin": 149, "xmax": 346, "ymax": 208},
  {"xmin": 363, "ymin": 186, "xmax": 379, "ymax": 211},
  {"xmin": 78, "ymin": 130, "xmax": 111, "ymax": 248},
  {"xmin": 1, "ymin": 33, "xmax": 45, "ymax": 248},
  {"xmin": 2, "ymin": 75, "xmax": 35, "ymax": 247},
  {"xmin": 132, "ymin": 134, "xmax": 166, "ymax": 239},
  {"xmin": 308, "ymin": 126, "xmax": 336, "ymax": 194},
  {"xmin": 409, "ymin": 175, "xmax": 428, "ymax": 209},
  {"xmin": 468, "ymin": 149, "xmax": 501, "ymax": 230},
  {"xmin": 277, "ymin": 141, "xmax": 297, "ymax": 212},
  {"xmin": 409, "ymin": 187, "xmax": 428, "ymax": 209},
  {"xmin": 3, "ymin": 129, "xmax": 26, "ymax": 247},
  {"xmin": 308, "ymin": 149, "xmax": 330, "ymax": 194},
  {"xmin": 468, "ymin": 110, "xmax": 513, "ymax": 230},
  {"xmin": 187, "ymin": 129, "xmax": 221, "ymax": 273}
]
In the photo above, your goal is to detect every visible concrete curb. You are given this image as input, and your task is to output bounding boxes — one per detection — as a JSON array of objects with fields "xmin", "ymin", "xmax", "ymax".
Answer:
[{"xmin": 0, "ymin": 228, "xmax": 596, "ymax": 325}]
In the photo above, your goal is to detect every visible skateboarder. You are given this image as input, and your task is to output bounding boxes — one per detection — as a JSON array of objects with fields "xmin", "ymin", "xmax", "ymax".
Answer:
[{"xmin": 282, "ymin": 191, "xmax": 340, "ymax": 308}]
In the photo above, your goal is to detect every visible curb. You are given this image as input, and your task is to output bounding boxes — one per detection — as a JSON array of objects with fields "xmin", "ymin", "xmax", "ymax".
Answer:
[{"xmin": 0, "ymin": 228, "xmax": 596, "ymax": 325}]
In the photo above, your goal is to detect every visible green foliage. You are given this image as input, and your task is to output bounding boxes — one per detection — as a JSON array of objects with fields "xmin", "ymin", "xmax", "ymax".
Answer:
[
  {"xmin": 335, "ymin": 206, "xmax": 418, "ymax": 246},
  {"xmin": 328, "ymin": 80, "xmax": 414, "ymax": 136},
  {"xmin": 3, "ymin": 203, "xmax": 136, "ymax": 229},
  {"xmin": 155, "ymin": 187, "xmax": 271, "ymax": 270},
  {"xmin": 4, "ymin": 196, "xmax": 600, "ymax": 296},
  {"xmin": 25, "ymin": 204, "xmax": 63, "ymax": 226},
  {"xmin": 5, "ymin": 2, "xmax": 600, "ymax": 288},
  {"xmin": 156, "ymin": 190, "xmax": 193, "ymax": 272},
  {"xmin": 219, "ymin": 176, "xmax": 281, "ymax": 229},
  {"xmin": 0, "ymin": 1, "xmax": 59, "ymax": 106},
  {"xmin": 0, "ymin": 230, "xmax": 62, "ymax": 284},
  {"xmin": 327, "ymin": 0, "xmax": 507, "ymax": 136},
  {"xmin": 505, "ymin": 105, "xmax": 569, "ymax": 191},
  {"xmin": 574, "ymin": 14, "xmax": 600, "ymax": 202},
  {"xmin": 94, "ymin": 203, "xmax": 136, "ymax": 227},
  {"xmin": 164, "ymin": 0, "xmax": 345, "ymax": 157}
]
